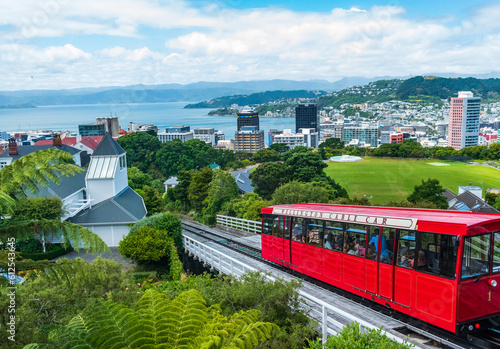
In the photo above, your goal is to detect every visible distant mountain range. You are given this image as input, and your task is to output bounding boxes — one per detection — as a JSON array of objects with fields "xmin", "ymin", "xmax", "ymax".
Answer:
[
  {"xmin": 0, "ymin": 78, "xmax": 394, "ymax": 106},
  {"xmin": 1, "ymin": 73, "xmax": 500, "ymax": 107}
]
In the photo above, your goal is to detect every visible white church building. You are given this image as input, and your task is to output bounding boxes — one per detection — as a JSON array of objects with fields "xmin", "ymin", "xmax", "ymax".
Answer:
[
  {"xmin": 31, "ymin": 133, "xmax": 147, "ymax": 246},
  {"xmin": 68, "ymin": 133, "xmax": 147, "ymax": 246}
]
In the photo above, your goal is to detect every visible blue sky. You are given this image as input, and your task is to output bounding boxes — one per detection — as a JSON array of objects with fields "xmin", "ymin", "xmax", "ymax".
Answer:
[{"xmin": 0, "ymin": 0, "xmax": 498, "ymax": 90}]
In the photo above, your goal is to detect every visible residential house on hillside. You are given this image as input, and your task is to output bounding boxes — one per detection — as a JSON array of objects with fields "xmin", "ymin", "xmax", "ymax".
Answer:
[
  {"xmin": 231, "ymin": 169, "xmax": 254, "ymax": 194},
  {"xmin": 442, "ymin": 188, "xmax": 499, "ymax": 214},
  {"xmin": 35, "ymin": 135, "xmax": 112, "ymax": 155},
  {"xmin": 0, "ymin": 138, "xmax": 84, "ymax": 169}
]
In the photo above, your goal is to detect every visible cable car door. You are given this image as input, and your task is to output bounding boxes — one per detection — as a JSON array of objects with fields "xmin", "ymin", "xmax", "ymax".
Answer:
[
  {"xmin": 282, "ymin": 216, "xmax": 292, "ymax": 266},
  {"xmin": 378, "ymin": 228, "xmax": 395, "ymax": 301}
]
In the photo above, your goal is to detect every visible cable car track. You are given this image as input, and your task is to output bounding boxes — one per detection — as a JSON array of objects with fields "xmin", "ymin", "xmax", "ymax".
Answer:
[{"xmin": 181, "ymin": 220, "xmax": 497, "ymax": 349}]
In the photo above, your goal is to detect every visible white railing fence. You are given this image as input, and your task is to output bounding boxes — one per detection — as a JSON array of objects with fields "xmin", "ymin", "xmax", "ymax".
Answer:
[
  {"xmin": 183, "ymin": 235, "xmax": 408, "ymax": 346},
  {"xmin": 216, "ymin": 215, "xmax": 261, "ymax": 234}
]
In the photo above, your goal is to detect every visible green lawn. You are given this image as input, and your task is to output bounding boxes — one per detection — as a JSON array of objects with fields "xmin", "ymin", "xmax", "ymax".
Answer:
[{"xmin": 325, "ymin": 158, "xmax": 500, "ymax": 204}]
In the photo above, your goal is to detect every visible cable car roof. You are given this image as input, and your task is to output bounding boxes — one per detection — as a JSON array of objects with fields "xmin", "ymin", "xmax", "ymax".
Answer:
[{"xmin": 264, "ymin": 204, "xmax": 500, "ymax": 235}]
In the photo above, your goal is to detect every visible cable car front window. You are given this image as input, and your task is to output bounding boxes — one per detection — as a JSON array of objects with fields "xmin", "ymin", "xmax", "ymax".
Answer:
[
  {"xmin": 461, "ymin": 234, "xmax": 491, "ymax": 279},
  {"xmin": 492, "ymin": 232, "xmax": 500, "ymax": 273}
]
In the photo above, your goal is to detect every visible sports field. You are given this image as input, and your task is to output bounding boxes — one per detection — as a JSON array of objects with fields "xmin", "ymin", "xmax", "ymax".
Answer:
[{"xmin": 325, "ymin": 158, "xmax": 500, "ymax": 204}]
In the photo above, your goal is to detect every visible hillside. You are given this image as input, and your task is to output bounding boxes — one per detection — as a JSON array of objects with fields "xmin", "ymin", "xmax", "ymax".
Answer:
[
  {"xmin": 184, "ymin": 90, "xmax": 325, "ymax": 109},
  {"xmin": 316, "ymin": 76, "xmax": 500, "ymax": 109},
  {"xmin": 396, "ymin": 76, "xmax": 500, "ymax": 101}
]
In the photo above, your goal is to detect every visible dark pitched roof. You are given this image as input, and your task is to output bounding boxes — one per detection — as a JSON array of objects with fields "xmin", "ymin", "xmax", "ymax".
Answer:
[
  {"xmin": 442, "ymin": 189, "xmax": 457, "ymax": 202},
  {"xmin": 0, "ymin": 144, "xmax": 81, "ymax": 160},
  {"xmin": 34, "ymin": 169, "xmax": 87, "ymax": 200},
  {"xmin": 92, "ymin": 133, "xmax": 125, "ymax": 156},
  {"xmin": 69, "ymin": 187, "xmax": 146, "ymax": 225},
  {"xmin": 232, "ymin": 169, "xmax": 254, "ymax": 194},
  {"xmin": 447, "ymin": 190, "xmax": 500, "ymax": 214}
]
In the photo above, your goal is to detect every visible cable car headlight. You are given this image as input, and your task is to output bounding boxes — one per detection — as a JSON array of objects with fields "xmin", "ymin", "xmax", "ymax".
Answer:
[{"xmin": 489, "ymin": 279, "xmax": 497, "ymax": 287}]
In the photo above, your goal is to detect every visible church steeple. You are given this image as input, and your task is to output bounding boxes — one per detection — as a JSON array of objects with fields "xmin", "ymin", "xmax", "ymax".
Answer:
[{"xmin": 86, "ymin": 133, "xmax": 128, "ymax": 205}]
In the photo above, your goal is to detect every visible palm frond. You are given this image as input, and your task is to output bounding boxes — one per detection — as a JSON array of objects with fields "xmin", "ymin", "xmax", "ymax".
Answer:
[{"xmin": 0, "ymin": 219, "xmax": 109, "ymax": 254}]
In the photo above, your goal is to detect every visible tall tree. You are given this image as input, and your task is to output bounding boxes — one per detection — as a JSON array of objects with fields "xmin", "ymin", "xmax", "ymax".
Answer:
[
  {"xmin": 116, "ymin": 132, "xmax": 161, "ymax": 171},
  {"xmin": 187, "ymin": 167, "xmax": 213, "ymax": 212},
  {"xmin": 269, "ymin": 143, "xmax": 290, "ymax": 154},
  {"xmin": 272, "ymin": 181, "xmax": 333, "ymax": 205},
  {"xmin": 319, "ymin": 138, "xmax": 344, "ymax": 150},
  {"xmin": 250, "ymin": 162, "xmax": 290, "ymax": 200},
  {"xmin": 407, "ymin": 178, "xmax": 448, "ymax": 209},
  {"xmin": 224, "ymin": 193, "xmax": 270, "ymax": 221},
  {"xmin": 202, "ymin": 170, "xmax": 239, "ymax": 224},
  {"xmin": 252, "ymin": 149, "xmax": 279, "ymax": 163},
  {"xmin": 283, "ymin": 152, "xmax": 328, "ymax": 183}
]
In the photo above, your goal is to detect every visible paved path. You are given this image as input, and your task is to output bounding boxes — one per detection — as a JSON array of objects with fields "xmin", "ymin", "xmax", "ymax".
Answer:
[{"xmin": 52, "ymin": 247, "xmax": 136, "ymax": 269}]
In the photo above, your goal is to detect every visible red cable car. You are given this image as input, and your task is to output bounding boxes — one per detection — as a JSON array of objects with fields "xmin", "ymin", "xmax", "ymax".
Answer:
[{"xmin": 261, "ymin": 204, "xmax": 500, "ymax": 334}]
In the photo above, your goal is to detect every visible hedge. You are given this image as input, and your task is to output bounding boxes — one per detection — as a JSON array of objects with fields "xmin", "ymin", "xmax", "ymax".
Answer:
[{"xmin": 20, "ymin": 244, "xmax": 73, "ymax": 261}]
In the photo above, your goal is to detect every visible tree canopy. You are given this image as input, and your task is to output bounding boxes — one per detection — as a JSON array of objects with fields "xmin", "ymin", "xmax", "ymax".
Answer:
[
  {"xmin": 116, "ymin": 131, "xmax": 161, "ymax": 171},
  {"xmin": 272, "ymin": 181, "xmax": 333, "ymax": 205},
  {"xmin": 407, "ymin": 178, "xmax": 448, "ymax": 209}
]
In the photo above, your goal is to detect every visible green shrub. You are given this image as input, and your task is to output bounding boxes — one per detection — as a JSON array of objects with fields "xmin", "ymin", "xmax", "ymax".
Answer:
[
  {"xmin": 118, "ymin": 226, "xmax": 171, "ymax": 263},
  {"xmin": 129, "ymin": 212, "xmax": 183, "ymax": 253},
  {"xmin": 130, "ymin": 271, "xmax": 157, "ymax": 284},
  {"xmin": 25, "ymin": 289, "xmax": 278, "ymax": 349},
  {"xmin": 0, "ymin": 257, "xmax": 140, "ymax": 348},
  {"xmin": 20, "ymin": 244, "xmax": 72, "ymax": 261},
  {"xmin": 156, "ymin": 271, "xmax": 317, "ymax": 349},
  {"xmin": 15, "ymin": 237, "xmax": 43, "ymax": 253},
  {"xmin": 307, "ymin": 322, "xmax": 414, "ymax": 349}
]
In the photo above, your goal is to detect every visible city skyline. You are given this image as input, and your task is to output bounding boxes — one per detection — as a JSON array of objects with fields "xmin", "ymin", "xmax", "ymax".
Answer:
[{"xmin": 1, "ymin": 0, "xmax": 499, "ymax": 91}]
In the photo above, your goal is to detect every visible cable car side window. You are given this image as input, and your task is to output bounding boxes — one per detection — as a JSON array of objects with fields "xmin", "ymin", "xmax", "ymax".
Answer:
[
  {"xmin": 416, "ymin": 232, "xmax": 458, "ymax": 279},
  {"xmin": 461, "ymin": 234, "xmax": 491, "ymax": 279},
  {"xmin": 379, "ymin": 228, "xmax": 394, "ymax": 265},
  {"xmin": 344, "ymin": 224, "xmax": 367, "ymax": 257},
  {"xmin": 366, "ymin": 226, "xmax": 380, "ymax": 260},
  {"xmin": 291, "ymin": 217, "xmax": 307, "ymax": 243},
  {"xmin": 396, "ymin": 230, "xmax": 416, "ymax": 268},
  {"xmin": 325, "ymin": 221, "xmax": 344, "ymax": 251},
  {"xmin": 262, "ymin": 214, "xmax": 273, "ymax": 235},
  {"xmin": 271, "ymin": 216, "xmax": 281, "ymax": 238},
  {"xmin": 307, "ymin": 219, "xmax": 324, "ymax": 247},
  {"xmin": 493, "ymin": 232, "xmax": 500, "ymax": 273},
  {"xmin": 284, "ymin": 216, "xmax": 292, "ymax": 240}
]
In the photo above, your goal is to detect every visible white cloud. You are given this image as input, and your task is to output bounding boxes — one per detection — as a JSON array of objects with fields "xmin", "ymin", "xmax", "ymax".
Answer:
[{"xmin": 0, "ymin": 2, "xmax": 499, "ymax": 90}]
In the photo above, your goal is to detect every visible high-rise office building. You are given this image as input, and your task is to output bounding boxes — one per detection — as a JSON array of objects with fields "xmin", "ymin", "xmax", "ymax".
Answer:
[
  {"xmin": 193, "ymin": 128, "xmax": 216, "ymax": 146},
  {"xmin": 157, "ymin": 125, "xmax": 194, "ymax": 143},
  {"xmin": 343, "ymin": 125, "xmax": 378, "ymax": 147},
  {"xmin": 448, "ymin": 91, "xmax": 481, "ymax": 150},
  {"xmin": 79, "ymin": 123, "xmax": 105, "ymax": 137},
  {"xmin": 234, "ymin": 126, "xmax": 264, "ymax": 153},
  {"xmin": 96, "ymin": 117, "xmax": 120, "ymax": 137},
  {"xmin": 237, "ymin": 107, "xmax": 259, "ymax": 131},
  {"xmin": 295, "ymin": 104, "xmax": 319, "ymax": 133}
]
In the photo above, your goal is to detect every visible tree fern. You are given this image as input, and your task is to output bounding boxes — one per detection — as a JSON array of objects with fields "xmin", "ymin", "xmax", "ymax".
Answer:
[
  {"xmin": 25, "ymin": 289, "xmax": 279, "ymax": 349},
  {"xmin": 0, "ymin": 148, "xmax": 82, "ymax": 201},
  {"xmin": 0, "ymin": 219, "xmax": 109, "ymax": 254},
  {"xmin": 0, "ymin": 148, "xmax": 108, "ymax": 253}
]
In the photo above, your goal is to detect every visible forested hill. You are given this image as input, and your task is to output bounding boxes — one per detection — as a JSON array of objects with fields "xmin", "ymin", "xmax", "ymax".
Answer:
[
  {"xmin": 183, "ymin": 90, "xmax": 325, "ymax": 108},
  {"xmin": 396, "ymin": 76, "xmax": 500, "ymax": 100},
  {"xmin": 316, "ymin": 76, "xmax": 500, "ymax": 109}
]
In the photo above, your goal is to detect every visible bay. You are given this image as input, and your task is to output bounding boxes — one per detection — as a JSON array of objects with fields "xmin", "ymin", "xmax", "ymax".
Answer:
[{"xmin": 0, "ymin": 102, "xmax": 296, "ymax": 144}]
